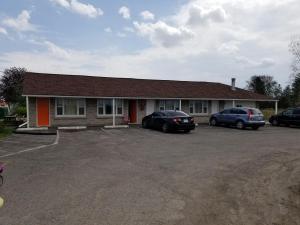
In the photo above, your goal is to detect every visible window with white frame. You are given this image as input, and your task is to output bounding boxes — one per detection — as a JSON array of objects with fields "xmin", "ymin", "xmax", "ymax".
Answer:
[
  {"xmin": 158, "ymin": 100, "xmax": 180, "ymax": 111},
  {"xmin": 56, "ymin": 98, "xmax": 85, "ymax": 116},
  {"xmin": 97, "ymin": 99, "xmax": 123, "ymax": 116},
  {"xmin": 189, "ymin": 100, "xmax": 208, "ymax": 114}
]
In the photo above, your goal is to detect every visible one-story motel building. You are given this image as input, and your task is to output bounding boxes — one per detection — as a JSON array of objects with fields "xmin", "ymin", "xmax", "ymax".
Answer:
[{"xmin": 23, "ymin": 72, "xmax": 277, "ymax": 128}]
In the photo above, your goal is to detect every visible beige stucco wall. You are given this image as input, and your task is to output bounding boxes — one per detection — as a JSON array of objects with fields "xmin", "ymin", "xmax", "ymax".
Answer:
[
  {"xmin": 28, "ymin": 97, "xmax": 258, "ymax": 127},
  {"xmin": 29, "ymin": 97, "xmax": 129, "ymax": 127}
]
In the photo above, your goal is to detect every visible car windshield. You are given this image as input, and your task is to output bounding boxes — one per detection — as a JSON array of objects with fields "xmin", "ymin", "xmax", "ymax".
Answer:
[
  {"xmin": 163, "ymin": 111, "xmax": 189, "ymax": 117},
  {"xmin": 248, "ymin": 108, "xmax": 262, "ymax": 115}
]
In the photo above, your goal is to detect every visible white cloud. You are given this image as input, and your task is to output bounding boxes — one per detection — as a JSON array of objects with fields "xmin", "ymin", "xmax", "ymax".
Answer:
[
  {"xmin": 118, "ymin": 6, "xmax": 130, "ymax": 19},
  {"xmin": 133, "ymin": 21, "xmax": 194, "ymax": 47},
  {"xmin": 1, "ymin": 0, "xmax": 300, "ymax": 87},
  {"xmin": 123, "ymin": 27, "xmax": 134, "ymax": 33},
  {"xmin": 117, "ymin": 32, "xmax": 127, "ymax": 38},
  {"xmin": 187, "ymin": 5, "xmax": 228, "ymax": 26},
  {"xmin": 140, "ymin": 10, "xmax": 155, "ymax": 20},
  {"xmin": 50, "ymin": 0, "xmax": 103, "ymax": 18},
  {"xmin": 2, "ymin": 10, "xmax": 36, "ymax": 32},
  {"xmin": 218, "ymin": 41, "xmax": 240, "ymax": 55},
  {"xmin": 43, "ymin": 41, "xmax": 71, "ymax": 59},
  {"xmin": 0, "ymin": 27, "xmax": 8, "ymax": 35},
  {"xmin": 235, "ymin": 56, "xmax": 275, "ymax": 68},
  {"xmin": 104, "ymin": 27, "xmax": 112, "ymax": 33}
]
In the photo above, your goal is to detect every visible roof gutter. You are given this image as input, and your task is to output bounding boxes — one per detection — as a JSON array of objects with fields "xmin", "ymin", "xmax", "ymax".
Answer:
[{"xmin": 22, "ymin": 94, "xmax": 278, "ymax": 102}]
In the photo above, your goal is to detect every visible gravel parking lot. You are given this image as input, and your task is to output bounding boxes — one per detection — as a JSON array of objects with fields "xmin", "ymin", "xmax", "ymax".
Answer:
[{"xmin": 0, "ymin": 126, "xmax": 300, "ymax": 225}]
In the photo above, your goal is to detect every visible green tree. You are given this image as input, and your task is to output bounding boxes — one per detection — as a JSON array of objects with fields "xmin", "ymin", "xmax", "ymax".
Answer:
[
  {"xmin": 279, "ymin": 85, "xmax": 293, "ymax": 108},
  {"xmin": 247, "ymin": 75, "xmax": 282, "ymax": 97},
  {"xmin": 289, "ymin": 35, "xmax": 300, "ymax": 75},
  {"xmin": 292, "ymin": 73, "xmax": 300, "ymax": 106},
  {"xmin": 0, "ymin": 67, "xmax": 26, "ymax": 112},
  {"xmin": 247, "ymin": 75, "xmax": 282, "ymax": 109}
]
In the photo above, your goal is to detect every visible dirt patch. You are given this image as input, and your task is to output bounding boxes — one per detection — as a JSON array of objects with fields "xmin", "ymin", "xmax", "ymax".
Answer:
[{"xmin": 183, "ymin": 151, "xmax": 300, "ymax": 225}]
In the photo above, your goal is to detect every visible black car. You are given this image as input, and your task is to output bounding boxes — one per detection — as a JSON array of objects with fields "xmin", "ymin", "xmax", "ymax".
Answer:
[
  {"xmin": 269, "ymin": 108, "xmax": 300, "ymax": 126},
  {"xmin": 142, "ymin": 110, "xmax": 195, "ymax": 133}
]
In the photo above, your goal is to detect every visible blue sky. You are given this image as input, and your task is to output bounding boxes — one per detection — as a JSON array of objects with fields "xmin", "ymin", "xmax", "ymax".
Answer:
[{"xmin": 0, "ymin": 0, "xmax": 299, "ymax": 87}]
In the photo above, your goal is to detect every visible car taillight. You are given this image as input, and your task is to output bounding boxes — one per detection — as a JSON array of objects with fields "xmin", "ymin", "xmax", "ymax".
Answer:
[
  {"xmin": 190, "ymin": 117, "xmax": 194, "ymax": 123},
  {"xmin": 173, "ymin": 118, "xmax": 181, "ymax": 123}
]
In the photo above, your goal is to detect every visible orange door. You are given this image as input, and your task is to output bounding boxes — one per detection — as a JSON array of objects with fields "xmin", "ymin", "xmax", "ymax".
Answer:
[
  {"xmin": 129, "ymin": 100, "xmax": 137, "ymax": 123},
  {"xmin": 37, "ymin": 98, "xmax": 50, "ymax": 127}
]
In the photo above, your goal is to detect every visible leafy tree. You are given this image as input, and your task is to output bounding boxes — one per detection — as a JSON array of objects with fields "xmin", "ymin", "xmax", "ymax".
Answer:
[
  {"xmin": 247, "ymin": 75, "xmax": 282, "ymax": 109},
  {"xmin": 278, "ymin": 85, "xmax": 293, "ymax": 108},
  {"xmin": 289, "ymin": 35, "xmax": 300, "ymax": 75},
  {"xmin": 0, "ymin": 67, "xmax": 26, "ymax": 112},
  {"xmin": 292, "ymin": 73, "xmax": 300, "ymax": 106},
  {"xmin": 247, "ymin": 75, "xmax": 282, "ymax": 97}
]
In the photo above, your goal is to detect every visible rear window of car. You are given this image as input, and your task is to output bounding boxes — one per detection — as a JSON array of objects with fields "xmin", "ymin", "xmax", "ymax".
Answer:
[
  {"xmin": 163, "ymin": 111, "xmax": 189, "ymax": 117},
  {"xmin": 248, "ymin": 109, "xmax": 262, "ymax": 115}
]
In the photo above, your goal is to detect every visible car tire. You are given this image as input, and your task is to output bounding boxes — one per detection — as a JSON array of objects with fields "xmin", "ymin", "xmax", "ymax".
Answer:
[
  {"xmin": 162, "ymin": 123, "xmax": 169, "ymax": 133},
  {"xmin": 236, "ymin": 120, "xmax": 245, "ymax": 129},
  {"xmin": 210, "ymin": 118, "xmax": 218, "ymax": 126},
  {"xmin": 252, "ymin": 126, "xmax": 259, "ymax": 130},
  {"xmin": 271, "ymin": 119, "xmax": 279, "ymax": 126},
  {"xmin": 183, "ymin": 130, "xmax": 191, "ymax": 133},
  {"xmin": 142, "ymin": 120, "xmax": 148, "ymax": 129}
]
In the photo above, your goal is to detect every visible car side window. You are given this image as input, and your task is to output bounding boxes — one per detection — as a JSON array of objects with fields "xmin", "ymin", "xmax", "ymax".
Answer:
[
  {"xmin": 222, "ymin": 109, "xmax": 231, "ymax": 114},
  {"xmin": 293, "ymin": 109, "xmax": 300, "ymax": 115},
  {"xmin": 230, "ymin": 109, "xmax": 238, "ymax": 114},
  {"xmin": 237, "ymin": 109, "xmax": 247, "ymax": 114},
  {"xmin": 283, "ymin": 110, "xmax": 293, "ymax": 115},
  {"xmin": 152, "ymin": 112, "xmax": 159, "ymax": 117}
]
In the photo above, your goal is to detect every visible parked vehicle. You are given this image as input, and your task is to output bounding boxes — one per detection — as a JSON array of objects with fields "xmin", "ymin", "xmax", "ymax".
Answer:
[
  {"xmin": 142, "ymin": 110, "xmax": 195, "ymax": 133},
  {"xmin": 209, "ymin": 107, "xmax": 265, "ymax": 130},
  {"xmin": 269, "ymin": 108, "xmax": 300, "ymax": 127}
]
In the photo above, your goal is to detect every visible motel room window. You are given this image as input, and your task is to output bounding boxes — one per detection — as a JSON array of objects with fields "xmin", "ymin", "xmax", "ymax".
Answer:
[
  {"xmin": 55, "ymin": 98, "xmax": 86, "ymax": 116},
  {"xmin": 158, "ymin": 100, "xmax": 180, "ymax": 111},
  {"xmin": 97, "ymin": 99, "xmax": 123, "ymax": 116},
  {"xmin": 189, "ymin": 100, "xmax": 208, "ymax": 114}
]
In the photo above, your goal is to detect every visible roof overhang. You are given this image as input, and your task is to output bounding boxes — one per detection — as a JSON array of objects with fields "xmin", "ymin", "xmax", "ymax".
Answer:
[{"xmin": 22, "ymin": 94, "xmax": 277, "ymax": 102}]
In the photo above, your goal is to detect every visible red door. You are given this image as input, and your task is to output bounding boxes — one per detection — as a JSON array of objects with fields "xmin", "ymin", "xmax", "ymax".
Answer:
[
  {"xmin": 129, "ymin": 100, "xmax": 137, "ymax": 123},
  {"xmin": 37, "ymin": 98, "xmax": 50, "ymax": 127}
]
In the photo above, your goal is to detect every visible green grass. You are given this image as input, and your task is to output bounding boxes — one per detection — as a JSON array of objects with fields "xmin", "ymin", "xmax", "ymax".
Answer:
[{"xmin": 0, "ymin": 123, "xmax": 13, "ymax": 139}]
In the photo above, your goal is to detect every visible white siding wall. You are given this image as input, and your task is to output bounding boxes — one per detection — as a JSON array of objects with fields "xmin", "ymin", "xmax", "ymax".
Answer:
[
  {"xmin": 223, "ymin": 100, "xmax": 257, "ymax": 109},
  {"xmin": 224, "ymin": 100, "xmax": 234, "ymax": 109},
  {"xmin": 235, "ymin": 101, "xmax": 256, "ymax": 108},
  {"xmin": 211, "ymin": 100, "xmax": 219, "ymax": 113},
  {"xmin": 146, "ymin": 99, "xmax": 155, "ymax": 115}
]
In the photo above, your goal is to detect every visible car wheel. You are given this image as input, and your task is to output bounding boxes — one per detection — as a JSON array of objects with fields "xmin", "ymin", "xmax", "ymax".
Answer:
[
  {"xmin": 271, "ymin": 119, "xmax": 279, "ymax": 126},
  {"xmin": 142, "ymin": 120, "xmax": 148, "ymax": 129},
  {"xmin": 236, "ymin": 120, "xmax": 245, "ymax": 129},
  {"xmin": 162, "ymin": 123, "xmax": 169, "ymax": 133},
  {"xmin": 183, "ymin": 130, "xmax": 191, "ymax": 133},
  {"xmin": 252, "ymin": 126, "xmax": 259, "ymax": 130},
  {"xmin": 210, "ymin": 118, "xmax": 218, "ymax": 126}
]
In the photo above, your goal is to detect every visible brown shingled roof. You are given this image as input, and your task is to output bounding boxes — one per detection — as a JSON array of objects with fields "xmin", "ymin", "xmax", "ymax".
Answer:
[{"xmin": 23, "ymin": 72, "xmax": 274, "ymax": 100}]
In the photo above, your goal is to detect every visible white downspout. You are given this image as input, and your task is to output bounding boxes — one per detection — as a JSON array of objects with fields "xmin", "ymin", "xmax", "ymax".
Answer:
[
  {"xmin": 275, "ymin": 101, "xmax": 278, "ymax": 115},
  {"xmin": 232, "ymin": 100, "xmax": 235, "ymax": 107},
  {"xmin": 112, "ymin": 98, "xmax": 116, "ymax": 127},
  {"xmin": 179, "ymin": 99, "xmax": 182, "ymax": 111},
  {"xmin": 26, "ymin": 96, "xmax": 29, "ymax": 128}
]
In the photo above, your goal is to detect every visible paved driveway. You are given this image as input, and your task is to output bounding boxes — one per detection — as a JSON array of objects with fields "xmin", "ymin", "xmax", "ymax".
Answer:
[{"xmin": 0, "ymin": 126, "xmax": 300, "ymax": 225}]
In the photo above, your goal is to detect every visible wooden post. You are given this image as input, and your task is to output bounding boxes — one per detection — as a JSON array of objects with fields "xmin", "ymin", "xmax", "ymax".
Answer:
[{"xmin": 275, "ymin": 101, "xmax": 278, "ymax": 115}]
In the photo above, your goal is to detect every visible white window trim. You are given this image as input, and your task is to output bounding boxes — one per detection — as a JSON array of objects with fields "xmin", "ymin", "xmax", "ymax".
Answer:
[
  {"xmin": 55, "ymin": 98, "xmax": 86, "ymax": 118},
  {"xmin": 158, "ymin": 100, "xmax": 180, "ymax": 111},
  {"xmin": 189, "ymin": 100, "xmax": 209, "ymax": 115},
  {"xmin": 97, "ymin": 99, "xmax": 124, "ymax": 117}
]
